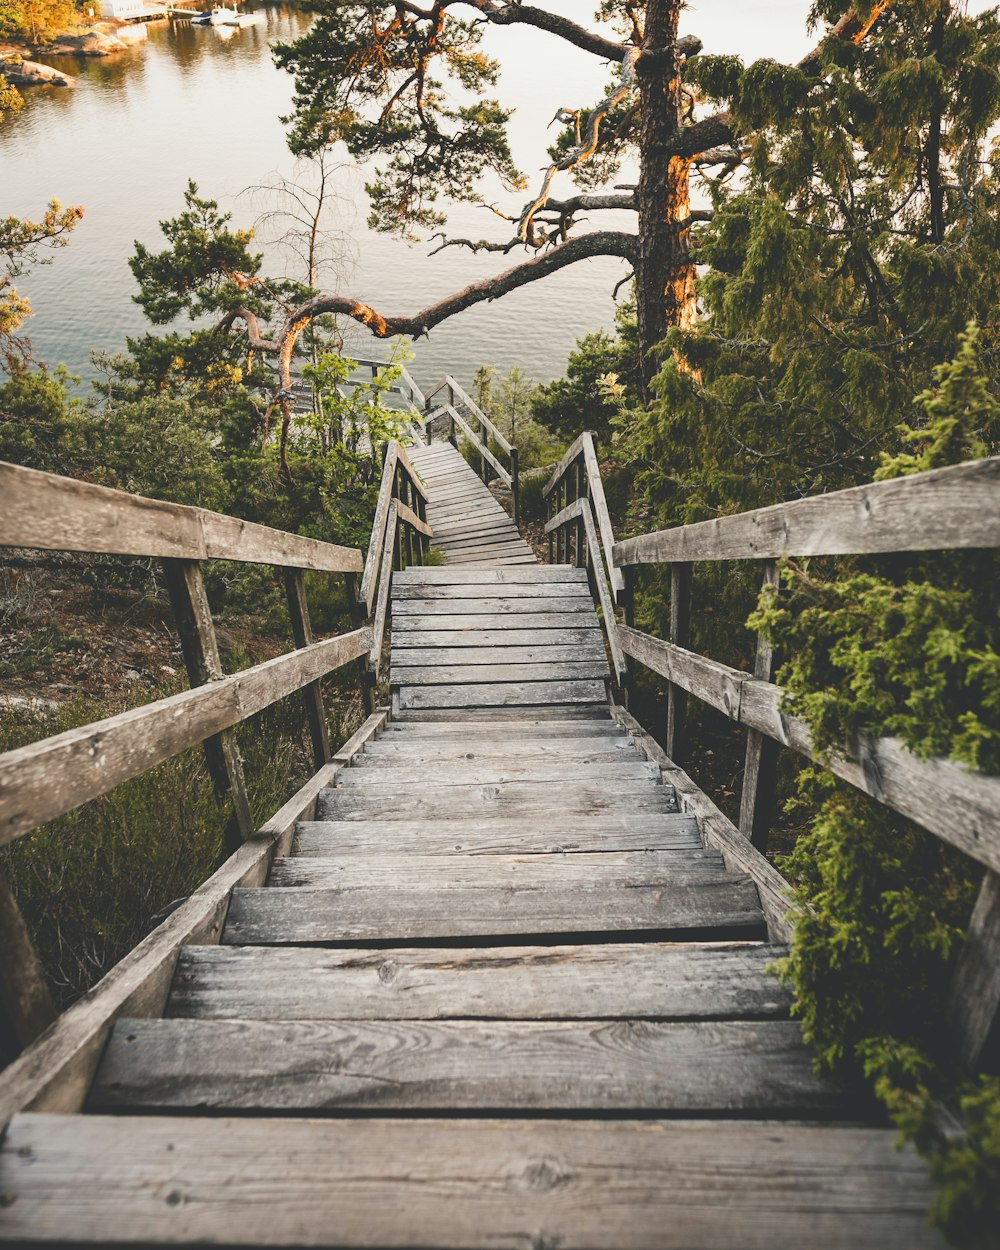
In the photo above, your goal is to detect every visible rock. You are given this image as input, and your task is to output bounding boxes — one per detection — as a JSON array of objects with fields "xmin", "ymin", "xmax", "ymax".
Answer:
[
  {"xmin": 0, "ymin": 58, "xmax": 74, "ymax": 87},
  {"xmin": 44, "ymin": 27, "xmax": 136, "ymax": 57}
]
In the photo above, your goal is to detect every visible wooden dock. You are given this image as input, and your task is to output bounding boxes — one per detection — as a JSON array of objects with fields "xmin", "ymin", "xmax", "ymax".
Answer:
[{"xmin": 0, "ymin": 441, "xmax": 960, "ymax": 1249}]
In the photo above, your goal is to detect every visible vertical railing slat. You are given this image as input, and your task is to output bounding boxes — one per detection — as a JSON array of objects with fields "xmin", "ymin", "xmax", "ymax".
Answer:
[
  {"xmin": 664, "ymin": 562, "xmax": 692, "ymax": 762},
  {"xmin": 739, "ymin": 561, "xmax": 781, "ymax": 851},
  {"xmin": 162, "ymin": 558, "xmax": 253, "ymax": 853},
  {"xmin": 282, "ymin": 570, "xmax": 331, "ymax": 771}
]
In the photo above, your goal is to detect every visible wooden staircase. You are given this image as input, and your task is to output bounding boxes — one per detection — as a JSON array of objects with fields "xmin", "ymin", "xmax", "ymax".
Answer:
[{"xmin": 0, "ymin": 444, "xmax": 948, "ymax": 1248}]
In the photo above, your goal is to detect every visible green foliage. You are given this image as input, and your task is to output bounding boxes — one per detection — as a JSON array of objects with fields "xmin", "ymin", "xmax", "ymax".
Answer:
[
  {"xmin": 274, "ymin": 4, "xmax": 524, "ymax": 235},
  {"xmin": 472, "ymin": 364, "xmax": 562, "ymax": 470},
  {"xmin": 1, "ymin": 199, "xmax": 83, "ymax": 368},
  {"xmin": 0, "ymin": 0, "xmax": 76, "ymax": 44},
  {"xmin": 0, "ymin": 74, "xmax": 22, "ymax": 121}
]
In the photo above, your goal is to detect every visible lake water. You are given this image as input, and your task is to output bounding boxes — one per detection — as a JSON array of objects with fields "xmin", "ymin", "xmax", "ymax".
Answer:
[
  {"xmin": 1, "ymin": 4, "xmax": 634, "ymax": 393},
  {"xmin": 8, "ymin": 1, "xmax": 970, "ymax": 394}
]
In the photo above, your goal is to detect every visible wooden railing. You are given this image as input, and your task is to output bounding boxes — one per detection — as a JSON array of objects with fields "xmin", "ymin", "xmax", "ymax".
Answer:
[
  {"xmin": 0, "ymin": 444, "xmax": 431, "ymax": 1063},
  {"xmin": 424, "ymin": 375, "xmax": 520, "ymax": 525},
  {"xmin": 547, "ymin": 445, "xmax": 1000, "ymax": 1072}
]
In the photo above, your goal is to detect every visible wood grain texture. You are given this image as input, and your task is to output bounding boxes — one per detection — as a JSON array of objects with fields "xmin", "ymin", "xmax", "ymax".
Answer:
[
  {"xmin": 222, "ymin": 878, "xmax": 765, "ymax": 944},
  {"xmin": 617, "ymin": 627, "xmax": 1000, "ymax": 873},
  {"xmin": 397, "ymin": 680, "xmax": 609, "ymax": 710},
  {"xmin": 392, "ymin": 662, "xmax": 610, "ymax": 686},
  {"xmin": 338, "ymin": 762, "xmax": 658, "ymax": 788},
  {"xmin": 391, "ymin": 644, "xmax": 608, "ymax": 666},
  {"xmin": 294, "ymin": 813, "xmax": 703, "ymax": 857},
  {"xmin": 317, "ymin": 780, "xmax": 678, "ymax": 821},
  {"xmin": 394, "ymin": 611, "xmax": 602, "ymax": 629},
  {"xmin": 394, "ymin": 583, "xmax": 591, "ymax": 601},
  {"xmin": 393, "ymin": 598, "xmax": 596, "ymax": 616},
  {"xmin": 167, "ymin": 941, "xmax": 790, "ymax": 1021},
  {"xmin": 947, "ymin": 870, "xmax": 1000, "ymax": 1070},
  {"xmin": 395, "ymin": 568, "xmax": 587, "ymax": 585},
  {"xmin": 0, "ymin": 1113, "xmax": 945, "ymax": 1249},
  {"xmin": 355, "ymin": 739, "xmax": 640, "ymax": 761},
  {"xmin": 90, "ymin": 1017, "xmax": 834, "ymax": 1114},
  {"xmin": 0, "ymin": 461, "xmax": 363, "ymax": 572},
  {"xmin": 267, "ymin": 849, "xmax": 725, "ymax": 889},
  {"xmin": 392, "ymin": 629, "xmax": 603, "ymax": 648},
  {"xmin": 0, "ymin": 713, "xmax": 386, "ymax": 1124},
  {"xmin": 614, "ymin": 455, "xmax": 1000, "ymax": 564}
]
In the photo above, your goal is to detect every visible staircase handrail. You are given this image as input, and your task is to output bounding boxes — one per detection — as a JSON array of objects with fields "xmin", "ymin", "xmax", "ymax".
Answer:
[{"xmin": 423, "ymin": 379, "xmax": 520, "ymax": 525}]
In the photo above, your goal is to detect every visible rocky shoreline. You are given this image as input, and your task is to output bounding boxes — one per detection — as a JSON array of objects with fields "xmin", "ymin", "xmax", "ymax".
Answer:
[{"xmin": 1, "ymin": 20, "xmax": 150, "ymax": 90}]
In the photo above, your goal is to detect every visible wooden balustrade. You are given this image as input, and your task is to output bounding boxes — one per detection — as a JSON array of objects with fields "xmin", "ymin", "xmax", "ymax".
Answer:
[
  {"xmin": 0, "ymin": 440, "xmax": 432, "ymax": 1060},
  {"xmin": 424, "ymin": 377, "xmax": 521, "ymax": 525},
  {"xmin": 549, "ymin": 446, "xmax": 1000, "ymax": 1074}
]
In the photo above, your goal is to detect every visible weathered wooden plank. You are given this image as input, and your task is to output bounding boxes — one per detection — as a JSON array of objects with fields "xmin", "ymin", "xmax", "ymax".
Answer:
[
  {"xmin": 377, "ymin": 718, "xmax": 619, "ymax": 737},
  {"xmin": 446, "ymin": 406, "xmax": 513, "ymax": 486},
  {"xmin": 394, "ymin": 441, "xmax": 429, "ymax": 503},
  {"xmin": 223, "ymin": 877, "xmax": 765, "ymax": 944},
  {"xmin": 740, "ymin": 561, "xmax": 780, "ymax": 851},
  {"xmin": 618, "ymin": 628, "xmax": 1000, "ymax": 875},
  {"xmin": 268, "ymin": 849, "xmax": 724, "ymax": 889},
  {"xmin": 391, "ymin": 645, "xmax": 607, "ymax": 666},
  {"xmin": 395, "ymin": 706, "xmax": 612, "ymax": 723},
  {"xmin": 581, "ymin": 432, "xmax": 625, "ymax": 594},
  {"xmin": 446, "ymin": 375, "xmax": 514, "ymax": 454},
  {"xmin": 439, "ymin": 546, "xmax": 535, "ymax": 562},
  {"xmin": 395, "ymin": 568, "xmax": 587, "ymax": 585},
  {"xmin": 543, "ymin": 431, "xmax": 589, "ymax": 499},
  {"xmin": 0, "ymin": 712, "xmax": 387, "ymax": 1125},
  {"xmin": 394, "ymin": 583, "xmax": 591, "ymax": 601},
  {"xmin": 283, "ymin": 569, "xmax": 332, "ymax": 771},
  {"xmin": 317, "ymin": 780, "xmax": 676, "ymax": 821},
  {"xmin": 0, "ymin": 629, "xmax": 371, "ymax": 847},
  {"xmin": 0, "ymin": 461, "xmax": 363, "ymax": 573},
  {"xmin": 397, "ymin": 680, "xmax": 609, "ymax": 710},
  {"xmin": 294, "ymin": 813, "xmax": 703, "ymax": 857},
  {"xmin": 393, "ymin": 598, "xmax": 596, "ymax": 617},
  {"xmin": 0, "ymin": 1113, "xmax": 944, "ymax": 1249},
  {"xmin": 610, "ymin": 705, "xmax": 796, "ymax": 944},
  {"xmin": 947, "ymin": 870, "xmax": 1000, "ymax": 1070},
  {"xmin": 613, "ymin": 456, "xmax": 1000, "ymax": 564},
  {"xmin": 360, "ymin": 445, "xmax": 399, "ymax": 613},
  {"xmin": 90, "ymin": 1017, "xmax": 833, "ymax": 1114},
  {"xmin": 392, "ymin": 662, "xmax": 610, "ymax": 685},
  {"xmin": 391, "ymin": 628, "xmax": 604, "ymax": 648},
  {"xmin": 168, "ymin": 941, "xmax": 788, "ymax": 1021},
  {"xmin": 0, "ymin": 871, "xmax": 57, "ymax": 1054},
  {"xmin": 356, "ymin": 739, "xmax": 639, "ymax": 762},
  {"xmin": 342, "ymin": 761, "xmax": 656, "ymax": 787},
  {"xmin": 394, "ymin": 613, "xmax": 601, "ymax": 631},
  {"xmin": 369, "ymin": 502, "xmax": 397, "ymax": 673},
  {"xmin": 395, "ymin": 500, "xmax": 433, "ymax": 538}
]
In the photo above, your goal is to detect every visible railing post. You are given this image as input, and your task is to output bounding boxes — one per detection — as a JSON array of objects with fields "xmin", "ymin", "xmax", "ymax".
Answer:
[
  {"xmin": 282, "ymin": 569, "xmax": 331, "ymax": 771},
  {"xmin": 417, "ymin": 492, "xmax": 429, "ymax": 562},
  {"xmin": 511, "ymin": 447, "xmax": 520, "ymax": 528},
  {"xmin": 0, "ymin": 869, "xmax": 57, "ymax": 1061},
  {"xmin": 575, "ymin": 459, "xmax": 586, "ymax": 569},
  {"xmin": 739, "ymin": 561, "xmax": 781, "ymax": 851},
  {"xmin": 162, "ymin": 558, "xmax": 253, "ymax": 854},
  {"xmin": 447, "ymin": 384, "xmax": 457, "ymax": 448},
  {"xmin": 947, "ymin": 870, "xmax": 1000, "ymax": 1071},
  {"xmin": 620, "ymin": 565, "xmax": 637, "ymax": 710},
  {"xmin": 664, "ymin": 562, "xmax": 692, "ymax": 763},
  {"xmin": 345, "ymin": 572, "xmax": 377, "ymax": 716}
]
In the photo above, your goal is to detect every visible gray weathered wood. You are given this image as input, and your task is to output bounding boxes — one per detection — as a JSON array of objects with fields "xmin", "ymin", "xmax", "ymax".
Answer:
[
  {"xmin": 162, "ymin": 558, "xmax": 253, "ymax": 852},
  {"xmin": 0, "ymin": 712, "xmax": 387, "ymax": 1124},
  {"xmin": 394, "ymin": 583, "xmax": 587, "ymax": 602},
  {"xmin": 223, "ymin": 878, "xmax": 765, "ymax": 944},
  {"xmin": 581, "ymin": 432, "xmax": 625, "ymax": 593},
  {"xmin": 397, "ymin": 679, "xmax": 609, "ymax": 710},
  {"xmin": 90, "ymin": 1017, "xmax": 833, "ymax": 1114},
  {"xmin": 393, "ymin": 598, "xmax": 595, "ymax": 616},
  {"xmin": 369, "ymin": 501, "xmax": 397, "ymax": 674},
  {"xmin": 665, "ymin": 564, "xmax": 692, "ymax": 762},
  {"xmin": 392, "ymin": 628, "xmax": 603, "ymax": 648},
  {"xmin": 0, "ymin": 629, "xmax": 372, "ymax": 847},
  {"xmin": 610, "ymin": 704, "xmax": 795, "ymax": 944},
  {"xmin": 357, "ymin": 739, "xmax": 637, "ymax": 761},
  {"xmin": 168, "ymin": 941, "xmax": 789, "ymax": 1021},
  {"xmin": 317, "ymin": 779, "xmax": 677, "ymax": 821},
  {"xmin": 341, "ymin": 761, "xmax": 655, "ymax": 787},
  {"xmin": 947, "ymin": 870, "xmax": 1000, "ymax": 1071},
  {"xmin": 617, "ymin": 627, "xmax": 1000, "ymax": 874},
  {"xmin": 0, "ymin": 1113, "xmax": 945, "ymax": 1249},
  {"xmin": 360, "ymin": 445, "xmax": 399, "ymax": 613},
  {"xmin": 739, "ymin": 561, "xmax": 780, "ymax": 851},
  {"xmin": 283, "ymin": 569, "xmax": 331, "ymax": 770},
  {"xmin": 294, "ymin": 813, "xmax": 702, "ymax": 857},
  {"xmin": 394, "ymin": 615, "xmax": 604, "ymax": 634},
  {"xmin": 393, "ymin": 662, "xmax": 610, "ymax": 686},
  {"xmin": 445, "ymin": 374, "xmax": 514, "ymax": 454},
  {"xmin": 0, "ymin": 871, "xmax": 57, "ymax": 1054},
  {"xmin": 377, "ymin": 718, "xmax": 619, "ymax": 737},
  {"xmin": 392, "ymin": 644, "xmax": 606, "ymax": 666},
  {"xmin": 395, "ymin": 567, "xmax": 586, "ymax": 585},
  {"xmin": 614, "ymin": 456, "xmax": 1000, "ymax": 564},
  {"xmin": 0, "ymin": 460, "xmax": 363, "ymax": 572},
  {"xmin": 268, "ymin": 848, "xmax": 723, "ymax": 889}
]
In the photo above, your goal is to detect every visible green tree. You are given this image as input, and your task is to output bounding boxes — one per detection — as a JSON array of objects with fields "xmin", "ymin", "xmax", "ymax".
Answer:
[
  {"xmin": 1, "ymin": 200, "xmax": 83, "ymax": 370},
  {"xmin": 177, "ymin": 1, "xmax": 890, "ymax": 388},
  {"xmin": 620, "ymin": 0, "xmax": 1000, "ymax": 526}
]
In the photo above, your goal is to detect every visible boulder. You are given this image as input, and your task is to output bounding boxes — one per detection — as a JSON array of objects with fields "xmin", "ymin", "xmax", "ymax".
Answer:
[{"xmin": 1, "ymin": 58, "xmax": 74, "ymax": 87}]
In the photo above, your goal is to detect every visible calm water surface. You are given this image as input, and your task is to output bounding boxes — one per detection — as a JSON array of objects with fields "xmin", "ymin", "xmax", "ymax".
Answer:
[{"xmin": 1, "ymin": 5, "xmax": 632, "ymax": 392}]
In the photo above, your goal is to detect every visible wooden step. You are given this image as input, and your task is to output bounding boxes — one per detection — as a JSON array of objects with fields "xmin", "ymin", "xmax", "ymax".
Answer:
[
  {"xmin": 221, "ymin": 877, "xmax": 765, "ymax": 944},
  {"xmin": 166, "ymin": 941, "xmax": 791, "ymax": 1021},
  {"xmin": 293, "ymin": 813, "xmax": 703, "ymax": 857},
  {"xmin": 390, "ymin": 643, "xmax": 608, "ymax": 665},
  {"xmin": 316, "ymin": 779, "xmax": 677, "ymax": 820},
  {"xmin": 354, "ymin": 739, "xmax": 642, "ymax": 761},
  {"xmin": 392, "ymin": 662, "xmax": 610, "ymax": 686},
  {"xmin": 391, "ymin": 628, "xmax": 604, "ymax": 647},
  {"xmin": 267, "ymin": 850, "xmax": 727, "ymax": 889},
  {"xmin": 89, "ymin": 1017, "xmax": 836, "ymax": 1116},
  {"xmin": 394, "ymin": 598, "xmax": 596, "ymax": 616},
  {"xmin": 393, "ymin": 611, "xmax": 605, "ymax": 630},
  {"xmin": 375, "ymin": 717, "xmax": 620, "ymax": 736},
  {"xmin": 336, "ymin": 761, "xmax": 655, "ymax": 786},
  {"xmin": 395, "ymin": 568, "xmax": 587, "ymax": 584},
  {"xmin": 394, "ymin": 583, "xmax": 592, "ymax": 601},
  {"xmin": 0, "ymin": 1113, "xmax": 943, "ymax": 1249},
  {"xmin": 396, "ymin": 680, "xmax": 609, "ymax": 710}
]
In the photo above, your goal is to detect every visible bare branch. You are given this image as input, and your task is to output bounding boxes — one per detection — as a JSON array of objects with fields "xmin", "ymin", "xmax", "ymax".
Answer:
[
  {"xmin": 221, "ymin": 230, "xmax": 636, "ymax": 392},
  {"xmin": 461, "ymin": 1, "xmax": 628, "ymax": 62}
]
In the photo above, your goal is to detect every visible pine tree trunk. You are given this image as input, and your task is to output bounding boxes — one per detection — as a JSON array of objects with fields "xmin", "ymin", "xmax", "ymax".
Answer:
[{"xmin": 635, "ymin": 0, "xmax": 697, "ymax": 388}]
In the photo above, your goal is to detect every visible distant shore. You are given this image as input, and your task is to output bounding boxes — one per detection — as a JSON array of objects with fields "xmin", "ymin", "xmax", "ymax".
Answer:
[{"xmin": 1, "ymin": 17, "xmax": 153, "ymax": 88}]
